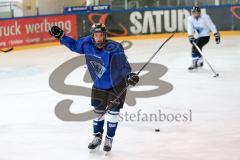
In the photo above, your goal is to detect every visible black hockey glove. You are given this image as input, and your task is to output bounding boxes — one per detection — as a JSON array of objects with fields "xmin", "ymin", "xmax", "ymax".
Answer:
[
  {"xmin": 49, "ymin": 26, "xmax": 64, "ymax": 39},
  {"xmin": 188, "ymin": 36, "xmax": 196, "ymax": 44},
  {"xmin": 127, "ymin": 73, "xmax": 139, "ymax": 86},
  {"xmin": 214, "ymin": 32, "xmax": 220, "ymax": 44}
]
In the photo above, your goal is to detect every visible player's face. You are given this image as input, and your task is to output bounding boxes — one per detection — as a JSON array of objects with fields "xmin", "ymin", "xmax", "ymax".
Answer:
[
  {"xmin": 93, "ymin": 32, "xmax": 105, "ymax": 46},
  {"xmin": 193, "ymin": 12, "xmax": 201, "ymax": 18}
]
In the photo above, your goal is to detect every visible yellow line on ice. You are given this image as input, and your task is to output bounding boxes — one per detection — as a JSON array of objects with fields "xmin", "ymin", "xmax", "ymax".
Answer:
[{"xmin": 9, "ymin": 31, "xmax": 240, "ymax": 51}]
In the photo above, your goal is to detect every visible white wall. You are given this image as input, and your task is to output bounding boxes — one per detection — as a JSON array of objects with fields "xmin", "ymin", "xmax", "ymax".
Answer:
[
  {"xmin": 22, "ymin": 0, "xmax": 64, "ymax": 16},
  {"xmin": 0, "ymin": 0, "xmax": 23, "ymax": 18},
  {"xmin": 36, "ymin": 0, "xmax": 64, "ymax": 15}
]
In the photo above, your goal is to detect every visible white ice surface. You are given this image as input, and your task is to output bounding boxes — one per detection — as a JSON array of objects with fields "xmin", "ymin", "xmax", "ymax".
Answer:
[{"xmin": 0, "ymin": 36, "xmax": 240, "ymax": 160}]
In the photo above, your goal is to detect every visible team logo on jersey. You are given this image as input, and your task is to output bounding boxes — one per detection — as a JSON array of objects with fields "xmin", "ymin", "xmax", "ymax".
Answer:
[
  {"xmin": 90, "ymin": 61, "xmax": 106, "ymax": 78},
  {"xmin": 195, "ymin": 27, "xmax": 203, "ymax": 34}
]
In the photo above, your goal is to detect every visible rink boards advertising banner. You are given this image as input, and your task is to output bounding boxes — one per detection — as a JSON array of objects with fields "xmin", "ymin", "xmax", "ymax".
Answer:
[
  {"xmin": 76, "ymin": 5, "xmax": 240, "ymax": 37},
  {"xmin": 0, "ymin": 15, "xmax": 77, "ymax": 48},
  {"xmin": 0, "ymin": 5, "xmax": 239, "ymax": 48}
]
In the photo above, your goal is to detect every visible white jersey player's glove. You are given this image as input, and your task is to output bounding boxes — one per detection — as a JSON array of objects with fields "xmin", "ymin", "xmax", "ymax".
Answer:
[
  {"xmin": 188, "ymin": 36, "xmax": 196, "ymax": 44},
  {"xmin": 214, "ymin": 32, "xmax": 220, "ymax": 44}
]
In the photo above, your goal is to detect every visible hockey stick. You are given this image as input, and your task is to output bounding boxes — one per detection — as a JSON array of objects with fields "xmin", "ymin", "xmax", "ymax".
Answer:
[
  {"xmin": 97, "ymin": 32, "xmax": 175, "ymax": 119},
  {"xmin": 0, "ymin": 48, "xmax": 14, "ymax": 53},
  {"xmin": 192, "ymin": 42, "xmax": 219, "ymax": 78}
]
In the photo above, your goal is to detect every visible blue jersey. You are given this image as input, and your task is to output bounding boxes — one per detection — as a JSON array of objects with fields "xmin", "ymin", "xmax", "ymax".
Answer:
[{"xmin": 60, "ymin": 35, "xmax": 131, "ymax": 89}]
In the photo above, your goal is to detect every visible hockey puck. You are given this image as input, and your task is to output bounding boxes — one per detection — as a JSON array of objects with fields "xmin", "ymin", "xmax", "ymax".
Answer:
[{"xmin": 155, "ymin": 128, "xmax": 160, "ymax": 132}]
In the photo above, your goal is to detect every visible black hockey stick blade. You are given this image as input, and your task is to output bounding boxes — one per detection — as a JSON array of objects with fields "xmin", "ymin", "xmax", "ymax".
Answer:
[
  {"xmin": 192, "ymin": 42, "xmax": 219, "ymax": 78},
  {"xmin": 213, "ymin": 73, "xmax": 219, "ymax": 78},
  {"xmin": 0, "ymin": 48, "xmax": 14, "ymax": 53}
]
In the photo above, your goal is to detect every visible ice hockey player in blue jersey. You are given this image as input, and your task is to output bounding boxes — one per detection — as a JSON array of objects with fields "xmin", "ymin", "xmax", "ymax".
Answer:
[
  {"xmin": 187, "ymin": 6, "xmax": 221, "ymax": 70},
  {"xmin": 49, "ymin": 23, "xmax": 139, "ymax": 152}
]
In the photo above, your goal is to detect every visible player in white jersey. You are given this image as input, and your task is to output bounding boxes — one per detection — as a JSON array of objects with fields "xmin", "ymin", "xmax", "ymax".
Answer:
[{"xmin": 187, "ymin": 6, "xmax": 221, "ymax": 70}]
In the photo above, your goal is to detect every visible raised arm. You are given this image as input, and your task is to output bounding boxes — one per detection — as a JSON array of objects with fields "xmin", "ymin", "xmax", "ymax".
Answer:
[
  {"xmin": 49, "ymin": 26, "xmax": 85, "ymax": 54},
  {"xmin": 60, "ymin": 36, "xmax": 84, "ymax": 54}
]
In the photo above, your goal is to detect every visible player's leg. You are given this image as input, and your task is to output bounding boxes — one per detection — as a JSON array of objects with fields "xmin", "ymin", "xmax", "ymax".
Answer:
[
  {"xmin": 195, "ymin": 36, "xmax": 210, "ymax": 67},
  {"xmin": 103, "ymin": 79, "xmax": 127, "ymax": 152},
  {"xmin": 104, "ymin": 106, "xmax": 121, "ymax": 152},
  {"xmin": 189, "ymin": 43, "xmax": 200, "ymax": 70},
  {"xmin": 88, "ymin": 87, "xmax": 108, "ymax": 150},
  {"xmin": 189, "ymin": 36, "xmax": 210, "ymax": 70}
]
